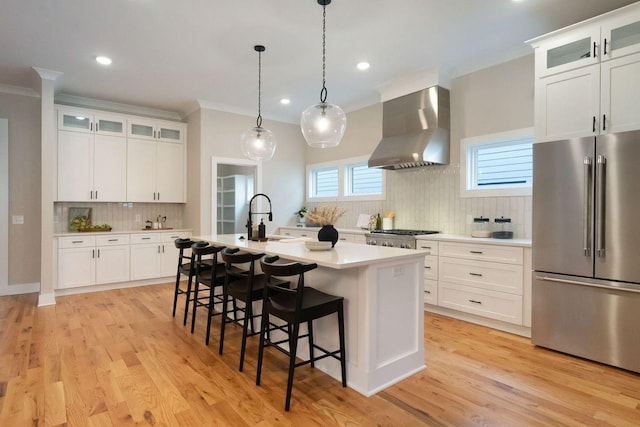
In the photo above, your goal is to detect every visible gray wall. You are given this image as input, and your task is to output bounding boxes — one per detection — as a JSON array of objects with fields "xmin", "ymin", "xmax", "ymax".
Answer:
[{"xmin": 0, "ymin": 92, "xmax": 42, "ymax": 286}]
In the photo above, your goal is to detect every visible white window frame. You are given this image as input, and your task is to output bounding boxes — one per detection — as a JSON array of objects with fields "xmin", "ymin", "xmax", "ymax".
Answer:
[
  {"xmin": 460, "ymin": 127, "xmax": 533, "ymax": 198},
  {"xmin": 306, "ymin": 155, "xmax": 386, "ymax": 202}
]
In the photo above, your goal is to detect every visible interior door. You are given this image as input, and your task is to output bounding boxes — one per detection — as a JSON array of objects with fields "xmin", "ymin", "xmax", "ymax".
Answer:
[
  {"xmin": 595, "ymin": 130, "xmax": 640, "ymax": 282},
  {"xmin": 532, "ymin": 137, "xmax": 595, "ymax": 276}
]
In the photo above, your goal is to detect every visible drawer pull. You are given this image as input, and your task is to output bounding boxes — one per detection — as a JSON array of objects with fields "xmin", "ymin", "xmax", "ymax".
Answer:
[
  {"xmin": 424, "ymin": 266, "xmax": 432, "ymax": 269},
  {"xmin": 469, "ymin": 250, "xmax": 484, "ymax": 254},
  {"xmin": 420, "ymin": 245, "xmax": 432, "ymax": 249},
  {"xmin": 142, "ymin": 237, "xmax": 151, "ymax": 240},
  {"xmin": 469, "ymin": 272, "xmax": 483, "ymax": 277},
  {"xmin": 72, "ymin": 240, "xmax": 83, "ymax": 244},
  {"xmin": 425, "ymin": 290, "xmax": 431, "ymax": 294},
  {"xmin": 469, "ymin": 299, "xmax": 482, "ymax": 304},
  {"xmin": 108, "ymin": 239, "xmax": 118, "ymax": 242}
]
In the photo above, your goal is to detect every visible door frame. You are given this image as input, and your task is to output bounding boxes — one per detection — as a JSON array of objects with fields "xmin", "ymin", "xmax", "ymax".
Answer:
[{"xmin": 1, "ymin": 119, "xmax": 8, "ymax": 294}]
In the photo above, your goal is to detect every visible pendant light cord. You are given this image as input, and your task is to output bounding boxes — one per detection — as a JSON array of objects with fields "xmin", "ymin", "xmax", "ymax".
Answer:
[
  {"xmin": 320, "ymin": 3, "xmax": 328, "ymax": 103},
  {"xmin": 256, "ymin": 48, "xmax": 263, "ymax": 128}
]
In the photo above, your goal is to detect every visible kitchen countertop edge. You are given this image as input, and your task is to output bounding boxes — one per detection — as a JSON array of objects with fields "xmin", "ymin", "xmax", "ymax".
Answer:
[
  {"xmin": 54, "ymin": 228, "xmax": 193, "ymax": 238},
  {"xmin": 416, "ymin": 233, "xmax": 531, "ymax": 248}
]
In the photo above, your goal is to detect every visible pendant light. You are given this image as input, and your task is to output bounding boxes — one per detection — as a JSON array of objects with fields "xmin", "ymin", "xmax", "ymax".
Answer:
[
  {"xmin": 300, "ymin": 0, "xmax": 347, "ymax": 148},
  {"xmin": 241, "ymin": 45, "xmax": 276, "ymax": 161}
]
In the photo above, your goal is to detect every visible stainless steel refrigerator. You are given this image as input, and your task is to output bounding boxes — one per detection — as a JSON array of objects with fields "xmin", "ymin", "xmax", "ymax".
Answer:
[{"xmin": 532, "ymin": 129, "xmax": 640, "ymax": 373}]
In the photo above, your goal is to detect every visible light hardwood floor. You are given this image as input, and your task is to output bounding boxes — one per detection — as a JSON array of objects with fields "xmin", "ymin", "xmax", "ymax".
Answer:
[{"xmin": 1, "ymin": 283, "xmax": 639, "ymax": 426}]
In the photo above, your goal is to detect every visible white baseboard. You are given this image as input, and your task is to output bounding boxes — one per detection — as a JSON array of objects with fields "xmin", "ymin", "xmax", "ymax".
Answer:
[
  {"xmin": 425, "ymin": 304, "xmax": 532, "ymax": 338},
  {"xmin": 38, "ymin": 291, "xmax": 56, "ymax": 306},
  {"xmin": 54, "ymin": 277, "xmax": 173, "ymax": 297}
]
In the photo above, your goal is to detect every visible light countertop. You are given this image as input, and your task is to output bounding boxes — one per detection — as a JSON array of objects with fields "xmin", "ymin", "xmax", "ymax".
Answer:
[
  {"xmin": 192, "ymin": 234, "xmax": 426, "ymax": 269},
  {"xmin": 54, "ymin": 228, "xmax": 192, "ymax": 237},
  {"xmin": 416, "ymin": 233, "xmax": 531, "ymax": 248}
]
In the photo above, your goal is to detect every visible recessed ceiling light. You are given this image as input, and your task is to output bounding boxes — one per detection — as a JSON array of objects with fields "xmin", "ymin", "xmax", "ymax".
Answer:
[
  {"xmin": 280, "ymin": 98, "xmax": 291, "ymax": 105},
  {"xmin": 96, "ymin": 56, "xmax": 112, "ymax": 66},
  {"xmin": 357, "ymin": 62, "xmax": 370, "ymax": 71}
]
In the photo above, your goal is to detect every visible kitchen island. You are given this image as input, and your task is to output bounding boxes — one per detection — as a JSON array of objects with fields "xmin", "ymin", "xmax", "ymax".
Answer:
[{"xmin": 193, "ymin": 234, "xmax": 427, "ymax": 396}]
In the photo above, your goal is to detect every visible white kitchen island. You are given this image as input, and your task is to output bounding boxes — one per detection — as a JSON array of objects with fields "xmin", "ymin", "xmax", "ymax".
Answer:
[{"xmin": 193, "ymin": 233, "xmax": 426, "ymax": 397}]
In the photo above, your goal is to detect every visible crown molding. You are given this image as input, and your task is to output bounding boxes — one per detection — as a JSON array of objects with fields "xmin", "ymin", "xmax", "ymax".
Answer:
[
  {"xmin": 0, "ymin": 84, "xmax": 40, "ymax": 98},
  {"xmin": 55, "ymin": 94, "xmax": 183, "ymax": 121}
]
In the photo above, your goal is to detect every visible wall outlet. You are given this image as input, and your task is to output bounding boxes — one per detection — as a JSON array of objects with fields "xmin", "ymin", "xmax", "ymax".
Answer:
[
  {"xmin": 135, "ymin": 214, "xmax": 141, "ymax": 222},
  {"xmin": 12, "ymin": 215, "xmax": 24, "ymax": 225}
]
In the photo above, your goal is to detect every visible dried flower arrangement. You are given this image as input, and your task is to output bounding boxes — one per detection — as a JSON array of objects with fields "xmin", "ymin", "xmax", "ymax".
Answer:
[{"xmin": 304, "ymin": 205, "xmax": 347, "ymax": 226}]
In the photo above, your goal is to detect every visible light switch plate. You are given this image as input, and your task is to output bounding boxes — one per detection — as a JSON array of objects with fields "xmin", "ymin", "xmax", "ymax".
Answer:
[{"xmin": 12, "ymin": 215, "xmax": 24, "ymax": 225}]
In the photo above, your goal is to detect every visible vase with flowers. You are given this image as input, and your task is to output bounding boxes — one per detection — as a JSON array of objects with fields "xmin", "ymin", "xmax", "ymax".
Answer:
[
  {"xmin": 295, "ymin": 206, "xmax": 308, "ymax": 224},
  {"xmin": 305, "ymin": 206, "xmax": 346, "ymax": 247}
]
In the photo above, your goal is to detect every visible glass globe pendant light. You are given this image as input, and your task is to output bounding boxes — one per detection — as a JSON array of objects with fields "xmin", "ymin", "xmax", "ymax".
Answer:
[
  {"xmin": 241, "ymin": 45, "xmax": 276, "ymax": 161},
  {"xmin": 300, "ymin": 0, "xmax": 347, "ymax": 148}
]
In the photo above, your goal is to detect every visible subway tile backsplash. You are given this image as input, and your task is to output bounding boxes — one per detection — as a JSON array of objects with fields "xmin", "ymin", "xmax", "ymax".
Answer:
[
  {"xmin": 54, "ymin": 202, "xmax": 185, "ymax": 233},
  {"xmin": 307, "ymin": 164, "xmax": 532, "ymax": 239}
]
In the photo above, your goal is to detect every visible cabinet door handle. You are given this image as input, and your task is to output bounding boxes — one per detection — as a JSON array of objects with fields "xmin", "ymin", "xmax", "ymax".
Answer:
[
  {"xmin": 90, "ymin": 190, "xmax": 93, "ymax": 200},
  {"xmin": 157, "ymin": 245, "xmax": 161, "ymax": 253},
  {"xmin": 469, "ymin": 250, "xmax": 483, "ymax": 254},
  {"xmin": 593, "ymin": 41, "xmax": 597, "ymax": 58},
  {"xmin": 162, "ymin": 245, "xmax": 165, "ymax": 253},
  {"xmin": 469, "ymin": 272, "xmax": 483, "ymax": 277},
  {"xmin": 157, "ymin": 192, "xmax": 160, "ymax": 201},
  {"xmin": 97, "ymin": 249, "xmax": 101, "ymax": 257},
  {"xmin": 90, "ymin": 122, "xmax": 93, "ymax": 132},
  {"xmin": 603, "ymin": 38, "xmax": 608, "ymax": 55},
  {"xmin": 603, "ymin": 114, "xmax": 606, "ymax": 131},
  {"xmin": 153, "ymin": 192, "xmax": 156, "ymax": 200},
  {"xmin": 96, "ymin": 122, "xmax": 99, "ymax": 132},
  {"xmin": 95, "ymin": 190, "xmax": 98, "ymax": 200},
  {"xmin": 469, "ymin": 299, "xmax": 482, "ymax": 305},
  {"xmin": 592, "ymin": 116, "xmax": 596, "ymax": 133},
  {"xmin": 92, "ymin": 249, "xmax": 95, "ymax": 258}
]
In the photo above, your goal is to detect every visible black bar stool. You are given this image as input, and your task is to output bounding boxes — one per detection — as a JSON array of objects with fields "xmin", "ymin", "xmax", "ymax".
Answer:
[
  {"xmin": 190, "ymin": 242, "xmax": 227, "ymax": 337},
  {"xmin": 219, "ymin": 248, "xmax": 289, "ymax": 371},
  {"xmin": 257, "ymin": 255, "xmax": 347, "ymax": 411}
]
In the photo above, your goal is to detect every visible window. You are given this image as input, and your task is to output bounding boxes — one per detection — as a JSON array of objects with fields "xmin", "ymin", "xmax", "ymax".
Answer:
[
  {"xmin": 307, "ymin": 156, "xmax": 385, "ymax": 201},
  {"xmin": 461, "ymin": 128, "xmax": 533, "ymax": 197},
  {"xmin": 309, "ymin": 166, "xmax": 339, "ymax": 198},
  {"xmin": 345, "ymin": 160, "xmax": 383, "ymax": 196}
]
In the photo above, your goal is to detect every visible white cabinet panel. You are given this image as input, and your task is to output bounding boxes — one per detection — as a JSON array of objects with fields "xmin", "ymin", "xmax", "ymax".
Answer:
[
  {"xmin": 424, "ymin": 279, "xmax": 437, "ymax": 305},
  {"xmin": 438, "ymin": 256, "xmax": 523, "ymax": 295},
  {"xmin": 600, "ymin": 52, "xmax": 640, "ymax": 134},
  {"xmin": 130, "ymin": 243, "xmax": 162, "ymax": 280},
  {"xmin": 57, "ymin": 131, "xmax": 93, "ymax": 201},
  {"xmin": 96, "ymin": 245, "xmax": 129, "ymax": 284},
  {"xmin": 93, "ymin": 135, "xmax": 127, "ymax": 202},
  {"xmin": 58, "ymin": 247, "xmax": 96, "ymax": 289},
  {"xmin": 438, "ymin": 241, "xmax": 523, "ymax": 264},
  {"xmin": 156, "ymin": 141, "xmax": 185, "ymax": 203},
  {"xmin": 127, "ymin": 138, "xmax": 157, "ymax": 202}
]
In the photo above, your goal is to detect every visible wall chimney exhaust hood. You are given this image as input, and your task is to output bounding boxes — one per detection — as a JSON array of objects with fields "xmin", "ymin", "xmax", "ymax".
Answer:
[{"xmin": 368, "ymin": 86, "xmax": 450, "ymax": 170}]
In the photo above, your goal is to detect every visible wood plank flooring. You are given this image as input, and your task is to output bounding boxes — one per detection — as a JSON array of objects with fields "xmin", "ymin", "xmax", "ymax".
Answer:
[{"xmin": 1, "ymin": 283, "xmax": 639, "ymax": 426}]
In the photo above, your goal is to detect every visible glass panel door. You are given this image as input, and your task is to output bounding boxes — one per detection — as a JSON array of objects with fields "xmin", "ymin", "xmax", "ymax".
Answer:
[
  {"xmin": 547, "ymin": 37, "xmax": 593, "ymax": 69},
  {"xmin": 130, "ymin": 123, "xmax": 154, "ymax": 138},
  {"xmin": 62, "ymin": 114, "xmax": 92, "ymax": 132},
  {"xmin": 96, "ymin": 118, "xmax": 124, "ymax": 135},
  {"xmin": 159, "ymin": 127, "xmax": 181, "ymax": 141}
]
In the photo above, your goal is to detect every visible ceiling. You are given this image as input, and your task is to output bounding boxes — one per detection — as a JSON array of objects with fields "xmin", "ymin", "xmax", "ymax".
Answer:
[{"xmin": 1, "ymin": 0, "xmax": 637, "ymax": 123}]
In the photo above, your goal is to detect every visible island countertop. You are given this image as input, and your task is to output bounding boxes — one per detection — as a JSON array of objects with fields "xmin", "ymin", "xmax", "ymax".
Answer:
[{"xmin": 192, "ymin": 234, "xmax": 426, "ymax": 269}]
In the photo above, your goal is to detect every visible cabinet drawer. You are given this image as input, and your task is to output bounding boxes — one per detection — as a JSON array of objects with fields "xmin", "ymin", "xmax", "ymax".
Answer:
[
  {"xmin": 438, "ymin": 241, "xmax": 523, "ymax": 264},
  {"xmin": 416, "ymin": 239, "xmax": 438, "ymax": 255},
  {"xmin": 424, "ymin": 279, "xmax": 438, "ymax": 305},
  {"xmin": 130, "ymin": 233, "xmax": 161, "ymax": 244},
  {"xmin": 424, "ymin": 255, "xmax": 438, "ymax": 281},
  {"xmin": 96, "ymin": 234, "xmax": 130, "ymax": 246},
  {"xmin": 280, "ymin": 229, "xmax": 314, "ymax": 238},
  {"xmin": 337, "ymin": 233, "xmax": 355, "ymax": 243},
  {"xmin": 161, "ymin": 231, "xmax": 190, "ymax": 242},
  {"xmin": 58, "ymin": 236, "xmax": 95, "ymax": 248},
  {"xmin": 439, "ymin": 257, "xmax": 523, "ymax": 295},
  {"xmin": 438, "ymin": 282, "xmax": 523, "ymax": 325}
]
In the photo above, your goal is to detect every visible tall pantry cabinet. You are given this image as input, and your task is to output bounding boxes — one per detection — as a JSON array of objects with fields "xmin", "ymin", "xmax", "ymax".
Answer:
[{"xmin": 528, "ymin": 3, "xmax": 640, "ymax": 142}]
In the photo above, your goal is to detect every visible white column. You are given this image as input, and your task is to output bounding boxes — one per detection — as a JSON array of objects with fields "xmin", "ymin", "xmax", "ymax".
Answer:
[
  {"xmin": 0, "ymin": 119, "xmax": 7, "ymax": 294},
  {"xmin": 33, "ymin": 67, "xmax": 62, "ymax": 306}
]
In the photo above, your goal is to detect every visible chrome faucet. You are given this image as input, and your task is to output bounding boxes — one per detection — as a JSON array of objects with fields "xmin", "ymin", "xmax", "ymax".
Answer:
[{"xmin": 247, "ymin": 193, "xmax": 273, "ymax": 239}]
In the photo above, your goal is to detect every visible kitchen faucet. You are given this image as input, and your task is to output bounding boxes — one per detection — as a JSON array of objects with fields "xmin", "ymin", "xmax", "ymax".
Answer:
[{"xmin": 246, "ymin": 193, "xmax": 272, "ymax": 239}]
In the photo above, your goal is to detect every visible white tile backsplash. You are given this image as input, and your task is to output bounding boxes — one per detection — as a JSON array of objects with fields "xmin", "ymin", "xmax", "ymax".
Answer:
[
  {"xmin": 54, "ymin": 202, "xmax": 185, "ymax": 233},
  {"xmin": 307, "ymin": 164, "xmax": 532, "ymax": 239}
]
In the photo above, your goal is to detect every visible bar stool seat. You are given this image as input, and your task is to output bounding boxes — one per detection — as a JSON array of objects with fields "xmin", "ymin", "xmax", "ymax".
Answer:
[{"xmin": 257, "ymin": 255, "xmax": 347, "ymax": 411}]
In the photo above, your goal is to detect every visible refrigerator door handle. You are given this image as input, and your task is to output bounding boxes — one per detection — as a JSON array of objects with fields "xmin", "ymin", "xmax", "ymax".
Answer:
[
  {"xmin": 596, "ymin": 155, "xmax": 606, "ymax": 257},
  {"xmin": 583, "ymin": 157, "xmax": 592, "ymax": 257},
  {"xmin": 535, "ymin": 275, "xmax": 640, "ymax": 294}
]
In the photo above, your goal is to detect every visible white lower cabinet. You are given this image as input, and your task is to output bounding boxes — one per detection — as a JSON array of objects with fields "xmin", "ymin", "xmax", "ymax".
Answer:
[
  {"xmin": 278, "ymin": 227, "xmax": 366, "ymax": 244},
  {"xmin": 438, "ymin": 282, "xmax": 523, "ymax": 324},
  {"xmin": 58, "ymin": 235, "xmax": 130, "ymax": 289},
  {"xmin": 421, "ymin": 240, "xmax": 439, "ymax": 305},
  {"xmin": 130, "ymin": 232, "xmax": 188, "ymax": 280}
]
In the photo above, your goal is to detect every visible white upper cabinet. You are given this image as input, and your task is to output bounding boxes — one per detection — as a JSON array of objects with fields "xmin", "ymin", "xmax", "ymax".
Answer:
[
  {"xmin": 57, "ymin": 107, "xmax": 127, "ymax": 201},
  {"xmin": 56, "ymin": 105, "xmax": 187, "ymax": 203},
  {"xmin": 128, "ymin": 117, "xmax": 185, "ymax": 143},
  {"xmin": 58, "ymin": 108, "xmax": 126, "ymax": 136},
  {"xmin": 530, "ymin": 3, "xmax": 640, "ymax": 142}
]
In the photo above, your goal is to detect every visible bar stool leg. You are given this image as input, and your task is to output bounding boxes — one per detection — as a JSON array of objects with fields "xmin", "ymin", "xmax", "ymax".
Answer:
[
  {"xmin": 256, "ymin": 311, "xmax": 269, "ymax": 386},
  {"xmin": 172, "ymin": 266, "xmax": 181, "ymax": 317},
  {"xmin": 308, "ymin": 320, "xmax": 315, "ymax": 368},
  {"xmin": 239, "ymin": 299, "xmax": 252, "ymax": 372},
  {"xmin": 338, "ymin": 305, "xmax": 347, "ymax": 387},
  {"xmin": 219, "ymin": 287, "xmax": 230, "ymax": 353},
  {"xmin": 206, "ymin": 284, "xmax": 217, "ymax": 346},
  {"xmin": 285, "ymin": 321, "xmax": 300, "ymax": 411},
  {"xmin": 183, "ymin": 270, "xmax": 194, "ymax": 326},
  {"xmin": 190, "ymin": 281, "xmax": 199, "ymax": 334}
]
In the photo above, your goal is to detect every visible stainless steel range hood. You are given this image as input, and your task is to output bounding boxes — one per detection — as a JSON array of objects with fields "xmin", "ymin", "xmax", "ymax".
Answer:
[{"xmin": 368, "ymin": 86, "xmax": 450, "ymax": 170}]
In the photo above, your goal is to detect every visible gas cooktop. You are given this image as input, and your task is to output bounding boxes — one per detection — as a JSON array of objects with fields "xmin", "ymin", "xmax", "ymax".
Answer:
[{"xmin": 367, "ymin": 229, "xmax": 439, "ymax": 236}]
